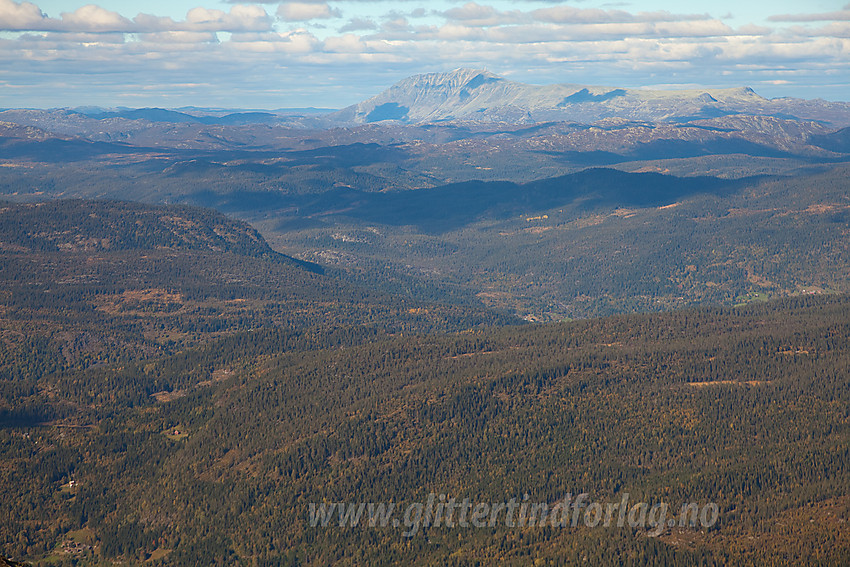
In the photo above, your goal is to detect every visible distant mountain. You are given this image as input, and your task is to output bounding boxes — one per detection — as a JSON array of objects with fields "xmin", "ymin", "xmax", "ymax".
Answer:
[
  {"xmin": 0, "ymin": 108, "xmax": 329, "ymax": 149},
  {"xmin": 76, "ymin": 107, "xmax": 283, "ymax": 125},
  {"xmin": 328, "ymin": 68, "xmax": 850, "ymax": 127},
  {"xmin": 0, "ymin": 119, "xmax": 142, "ymax": 161},
  {"xmin": 71, "ymin": 107, "xmax": 333, "ymax": 124}
]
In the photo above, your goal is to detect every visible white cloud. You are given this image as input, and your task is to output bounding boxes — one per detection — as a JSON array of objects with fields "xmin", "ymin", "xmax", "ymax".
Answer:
[
  {"xmin": 136, "ymin": 31, "xmax": 220, "ymax": 44},
  {"xmin": 782, "ymin": 22, "xmax": 850, "ymax": 38},
  {"xmin": 14, "ymin": 30, "xmax": 127, "ymax": 46},
  {"xmin": 0, "ymin": 0, "xmax": 46, "ymax": 30},
  {"xmin": 323, "ymin": 32, "xmax": 367, "ymax": 52},
  {"xmin": 132, "ymin": 13, "xmax": 175, "ymax": 32},
  {"xmin": 380, "ymin": 17, "xmax": 412, "ymax": 33},
  {"xmin": 768, "ymin": 9, "xmax": 850, "ymax": 22},
  {"xmin": 338, "ymin": 17, "xmax": 377, "ymax": 32},
  {"xmin": 277, "ymin": 2, "xmax": 341, "ymax": 22},
  {"xmin": 441, "ymin": 3, "xmax": 524, "ymax": 27},
  {"xmin": 229, "ymin": 29, "xmax": 320, "ymax": 52},
  {"xmin": 58, "ymin": 4, "xmax": 133, "ymax": 32},
  {"xmin": 0, "ymin": 0, "xmax": 272, "ymax": 32},
  {"xmin": 0, "ymin": 0, "xmax": 136, "ymax": 32},
  {"xmin": 530, "ymin": 6, "xmax": 710, "ymax": 25},
  {"xmin": 182, "ymin": 5, "xmax": 272, "ymax": 31},
  {"xmin": 372, "ymin": 19, "xmax": 739, "ymax": 43}
]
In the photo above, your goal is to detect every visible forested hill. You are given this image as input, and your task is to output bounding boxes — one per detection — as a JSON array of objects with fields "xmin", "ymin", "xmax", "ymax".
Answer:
[
  {"xmin": 0, "ymin": 200, "xmax": 315, "ymax": 270},
  {"xmin": 0, "ymin": 199, "xmax": 519, "ymax": 392}
]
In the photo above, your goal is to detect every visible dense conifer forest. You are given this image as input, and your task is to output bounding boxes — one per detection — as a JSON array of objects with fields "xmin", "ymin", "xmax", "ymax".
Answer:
[{"xmin": 0, "ymin": 200, "xmax": 847, "ymax": 565}]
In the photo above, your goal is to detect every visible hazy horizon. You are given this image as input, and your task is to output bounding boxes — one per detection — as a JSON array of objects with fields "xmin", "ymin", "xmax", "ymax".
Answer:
[{"xmin": 6, "ymin": 74, "xmax": 848, "ymax": 113}]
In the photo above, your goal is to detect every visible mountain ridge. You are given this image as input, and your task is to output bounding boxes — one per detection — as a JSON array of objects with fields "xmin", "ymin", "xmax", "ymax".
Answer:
[{"xmin": 328, "ymin": 68, "xmax": 850, "ymax": 127}]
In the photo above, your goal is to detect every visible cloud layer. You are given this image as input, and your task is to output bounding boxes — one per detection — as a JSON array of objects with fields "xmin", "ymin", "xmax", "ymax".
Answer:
[{"xmin": 0, "ymin": 0, "xmax": 847, "ymax": 108}]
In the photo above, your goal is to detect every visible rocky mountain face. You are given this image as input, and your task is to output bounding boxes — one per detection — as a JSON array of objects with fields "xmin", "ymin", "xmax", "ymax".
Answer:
[{"xmin": 328, "ymin": 68, "xmax": 850, "ymax": 127}]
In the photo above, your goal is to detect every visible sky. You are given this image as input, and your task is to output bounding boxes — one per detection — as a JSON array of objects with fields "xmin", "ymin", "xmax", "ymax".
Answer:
[{"xmin": 0, "ymin": 0, "xmax": 847, "ymax": 109}]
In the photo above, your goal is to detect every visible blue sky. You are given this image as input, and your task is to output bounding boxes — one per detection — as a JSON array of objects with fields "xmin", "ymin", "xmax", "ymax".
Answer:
[{"xmin": 1, "ymin": 0, "xmax": 847, "ymax": 109}]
